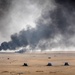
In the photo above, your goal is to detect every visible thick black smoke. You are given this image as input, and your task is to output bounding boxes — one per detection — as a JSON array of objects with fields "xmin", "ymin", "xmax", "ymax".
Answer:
[
  {"xmin": 54, "ymin": 0, "xmax": 75, "ymax": 44},
  {"xmin": 0, "ymin": 0, "xmax": 75, "ymax": 51},
  {"xmin": 0, "ymin": 0, "xmax": 12, "ymax": 19},
  {"xmin": 0, "ymin": 31, "xmax": 28, "ymax": 50},
  {"xmin": 55, "ymin": 0, "xmax": 75, "ymax": 7},
  {"xmin": 0, "ymin": 0, "xmax": 12, "ymax": 42}
]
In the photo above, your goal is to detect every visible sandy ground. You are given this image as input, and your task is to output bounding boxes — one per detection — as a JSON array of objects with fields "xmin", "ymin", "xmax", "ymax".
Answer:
[{"xmin": 0, "ymin": 52, "xmax": 75, "ymax": 75}]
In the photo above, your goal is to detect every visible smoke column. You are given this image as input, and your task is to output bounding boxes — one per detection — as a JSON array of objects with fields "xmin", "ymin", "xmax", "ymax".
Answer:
[{"xmin": 0, "ymin": 0, "xmax": 75, "ymax": 51}]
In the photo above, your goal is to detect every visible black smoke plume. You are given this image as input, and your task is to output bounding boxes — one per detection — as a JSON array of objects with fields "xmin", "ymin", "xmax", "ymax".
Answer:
[
  {"xmin": 55, "ymin": 0, "xmax": 75, "ymax": 7},
  {"xmin": 0, "ymin": 0, "xmax": 75, "ymax": 51},
  {"xmin": 0, "ymin": 0, "xmax": 12, "ymax": 19}
]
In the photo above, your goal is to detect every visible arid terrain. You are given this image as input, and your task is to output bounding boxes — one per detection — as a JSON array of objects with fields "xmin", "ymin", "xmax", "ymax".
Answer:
[{"xmin": 0, "ymin": 52, "xmax": 75, "ymax": 75}]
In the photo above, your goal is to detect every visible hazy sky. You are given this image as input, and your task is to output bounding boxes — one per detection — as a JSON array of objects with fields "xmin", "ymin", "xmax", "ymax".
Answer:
[{"xmin": 0, "ymin": 0, "xmax": 75, "ymax": 51}]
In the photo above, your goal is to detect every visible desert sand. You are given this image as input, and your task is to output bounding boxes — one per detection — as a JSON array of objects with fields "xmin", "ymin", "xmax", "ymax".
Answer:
[{"xmin": 0, "ymin": 52, "xmax": 75, "ymax": 75}]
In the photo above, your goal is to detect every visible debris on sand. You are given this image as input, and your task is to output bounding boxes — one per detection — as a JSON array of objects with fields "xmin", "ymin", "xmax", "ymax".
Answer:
[
  {"xmin": 64, "ymin": 62, "xmax": 69, "ymax": 66},
  {"xmin": 1, "ymin": 71, "xmax": 9, "ymax": 73},
  {"xmin": 36, "ymin": 71, "xmax": 44, "ymax": 72},
  {"xmin": 48, "ymin": 57, "xmax": 51, "ymax": 59},
  {"xmin": 23, "ymin": 63, "xmax": 28, "ymax": 66},
  {"xmin": 7, "ymin": 58, "xmax": 9, "ymax": 60},
  {"xmin": 47, "ymin": 63, "xmax": 52, "ymax": 66},
  {"xmin": 17, "ymin": 72, "xmax": 24, "ymax": 75}
]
